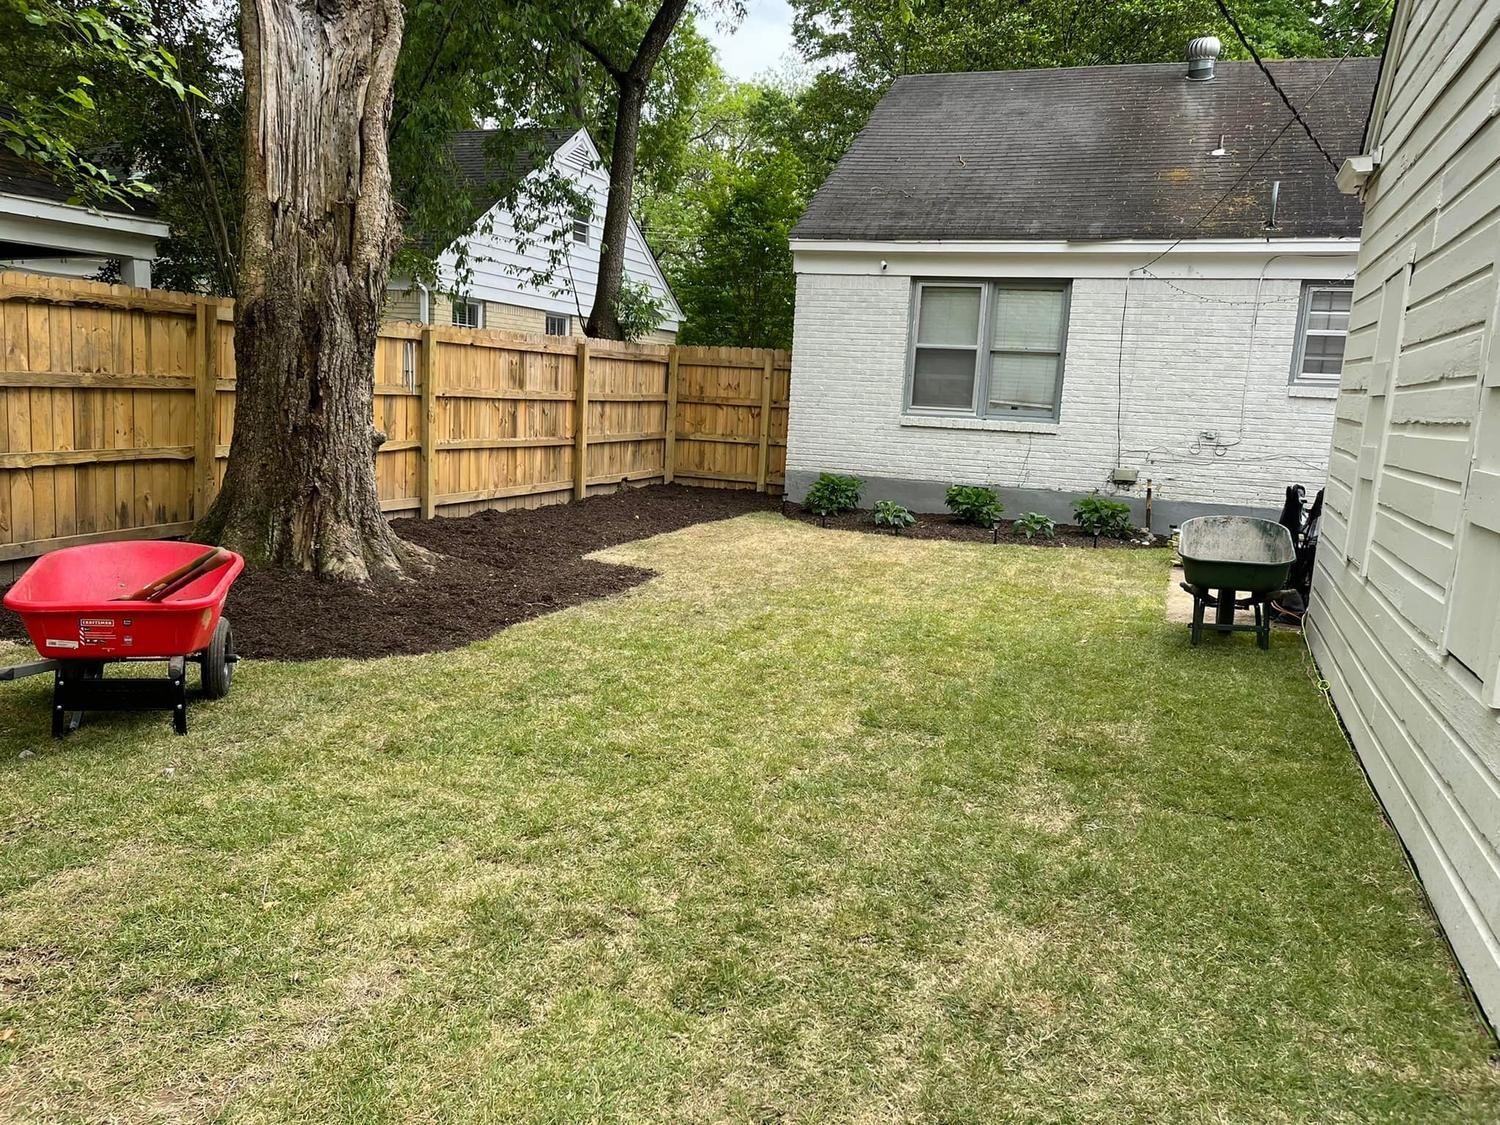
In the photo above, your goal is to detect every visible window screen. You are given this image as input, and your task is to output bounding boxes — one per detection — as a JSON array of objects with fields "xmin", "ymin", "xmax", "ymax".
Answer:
[
  {"xmin": 988, "ymin": 287, "xmax": 1066, "ymax": 418},
  {"xmin": 907, "ymin": 281, "xmax": 1069, "ymax": 421},
  {"xmin": 1293, "ymin": 284, "xmax": 1352, "ymax": 383},
  {"xmin": 910, "ymin": 285, "xmax": 981, "ymax": 409}
]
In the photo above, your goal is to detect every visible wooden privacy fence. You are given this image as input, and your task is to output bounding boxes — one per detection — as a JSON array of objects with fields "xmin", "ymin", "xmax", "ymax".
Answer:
[{"xmin": 0, "ymin": 273, "xmax": 791, "ymax": 569}]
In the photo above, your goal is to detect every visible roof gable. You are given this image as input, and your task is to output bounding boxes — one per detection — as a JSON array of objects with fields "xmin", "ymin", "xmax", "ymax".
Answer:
[{"xmin": 793, "ymin": 58, "xmax": 1381, "ymax": 243}]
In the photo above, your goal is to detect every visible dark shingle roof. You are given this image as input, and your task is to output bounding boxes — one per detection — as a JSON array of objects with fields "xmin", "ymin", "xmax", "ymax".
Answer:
[
  {"xmin": 792, "ymin": 58, "xmax": 1380, "ymax": 242},
  {"xmin": 448, "ymin": 127, "xmax": 579, "ymax": 212},
  {"xmin": 0, "ymin": 150, "xmax": 159, "ymax": 217}
]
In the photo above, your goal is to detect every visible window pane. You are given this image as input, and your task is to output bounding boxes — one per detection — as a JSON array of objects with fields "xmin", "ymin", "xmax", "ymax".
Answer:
[
  {"xmin": 991, "ymin": 287, "xmax": 1064, "ymax": 351},
  {"xmin": 1310, "ymin": 287, "xmax": 1352, "ymax": 313},
  {"xmin": 1301, "ymin": 333, "xmax": 1346, "ymax": 376},
  {"xmin": 912, "ymin": 347, "xmax": 977, "ymax": 408},
  {"xmin": 1307, "ymin": 310, "xmax": 1350, "ymax": 332},
  {"xmin": 916, "ymin": 287, "xmax": 981, "ymax": 346},
  {"xmin": 989, "ymin": 352, "xmax": 1060, "ymax": 416}
]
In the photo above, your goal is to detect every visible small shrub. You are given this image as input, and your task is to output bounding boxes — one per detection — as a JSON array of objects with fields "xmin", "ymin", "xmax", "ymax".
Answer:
[
  {"xmin": 873, "ymin": 499, "xmax": 916, "ymax": 534},
  {"xmin": 1073, "ymin": 494, "xmax": 1134, "ymax": 542},
  {"xmin": 1012, "ymin": 511, "xmax": 1056, "ymax": 540},
  {"xmin": 945, "ymin": 484, "xmax": 1003, "ymax": 527},
  {"xmin": 803, "ymin": 473, "xmax": 863, "ymax": 519}
]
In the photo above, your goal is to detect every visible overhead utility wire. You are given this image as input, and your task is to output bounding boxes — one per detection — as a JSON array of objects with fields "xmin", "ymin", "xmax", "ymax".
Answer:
[
  {"xmin": 1135, "ymin": 0, "xmax": 1393, "ymax": 274},
  {"xmin": 1214, "ymin": 0, "xmax": 1343, "ymax": 172},
  {"xmin": 1111, "ymin": 0, "xmax": 1392, "ymax": 466}
]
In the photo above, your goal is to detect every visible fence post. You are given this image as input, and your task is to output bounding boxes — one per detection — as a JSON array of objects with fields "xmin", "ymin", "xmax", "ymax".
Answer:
[
  {"xmin": 574, "ymin": 339, "xmax": 591, "ymax": 501},
  {"xmin": 755, "ymin": 351, "xmax": 774, "ymax": 493},
  {"xmin": 420, "ymin": 326, "xmax": 438, "ymax": 519},
  {"xmin": 664, "ymin": 346, "xmax": 679, "ymax": 484},
  {"xmin": 192, "ymin": 298, "xmax": 218, "ymax": 517}
]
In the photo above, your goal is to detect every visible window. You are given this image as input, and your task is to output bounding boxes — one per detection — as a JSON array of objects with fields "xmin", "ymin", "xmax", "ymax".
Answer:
[
  {"xmin": 451, "ymin": 299, "xmax": 483, "ymax": 329},
  {"xmin": 571, "ymin": 202, "xmax": 590, "ymax": 245},
  {"xmin": 545, "ymin": 313, "xmax": 571, "ymax": 337},
  {"xmin": 1291, "ymin": 283, "xmax": 1353, "ymax": 384},
  {"xmin": 907, "ymin": 281, "xmax": 1070, "ymax": 421}
]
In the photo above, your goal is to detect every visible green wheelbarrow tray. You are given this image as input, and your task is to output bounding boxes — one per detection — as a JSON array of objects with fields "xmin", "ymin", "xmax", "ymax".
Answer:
[{"xmin": 1178, "ymin": 516, "xmax": 1295, "ymax": 649}]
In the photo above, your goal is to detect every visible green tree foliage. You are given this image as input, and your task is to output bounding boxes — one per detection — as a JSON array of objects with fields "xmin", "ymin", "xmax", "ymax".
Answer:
[
  {"xmin": 675, "ymin": 150, "xmax": 799, "ymax": 347},
  {"xmin": 0, "ymin": 0, "xmax": 191, "ymax": 206}
]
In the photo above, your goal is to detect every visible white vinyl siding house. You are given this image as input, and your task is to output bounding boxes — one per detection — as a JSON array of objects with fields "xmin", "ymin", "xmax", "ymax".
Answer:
[
  {"xmin": 386, "ymin": 129, "xmax": 681, "ymax": 342},
  {"xmin": 785, "ymin": 57, "xmax": 1378, "ymax": 528},
  {"xmin": 1307, "ymin": 0, "xmax": 1500, "ymax": 1025}
]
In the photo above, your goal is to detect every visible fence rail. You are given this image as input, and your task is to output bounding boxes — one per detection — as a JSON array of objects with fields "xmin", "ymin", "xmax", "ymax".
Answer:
[{"xmin": 0, "ymin": 273, "xmax": 791, "ymax": 572}]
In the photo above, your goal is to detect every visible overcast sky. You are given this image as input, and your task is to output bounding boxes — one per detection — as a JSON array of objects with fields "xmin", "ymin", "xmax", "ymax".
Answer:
[{"xmin": 702, "ymin": 0, "xmax": 798, "ymax": 81}]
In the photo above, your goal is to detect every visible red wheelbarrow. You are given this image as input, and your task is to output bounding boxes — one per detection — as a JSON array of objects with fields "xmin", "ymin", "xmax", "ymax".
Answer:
[{"xmin": 2, "ymin": 541, "xmax": 244, "ymax": 736}]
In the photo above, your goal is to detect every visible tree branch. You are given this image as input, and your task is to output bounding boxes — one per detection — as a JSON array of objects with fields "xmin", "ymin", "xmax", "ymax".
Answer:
[
  {"xmin": 626, "ymin": 0, "xmax": 690, "ymax": 82},
  {"xmin": 573, "ymin": 29, "xmax": 627, "ymax": 83}
]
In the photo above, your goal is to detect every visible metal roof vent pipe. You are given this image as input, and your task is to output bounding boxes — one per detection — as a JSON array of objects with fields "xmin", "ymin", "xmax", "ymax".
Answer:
[{"xmin": 1187, "ymin": 36, "xmax": 1222, "ymax": 81}]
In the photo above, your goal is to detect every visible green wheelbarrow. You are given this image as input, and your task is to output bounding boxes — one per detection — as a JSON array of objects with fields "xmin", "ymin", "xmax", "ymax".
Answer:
[{"xmin": 1178, "ymin": 516, "xmax": 1295, "ymax": 650}]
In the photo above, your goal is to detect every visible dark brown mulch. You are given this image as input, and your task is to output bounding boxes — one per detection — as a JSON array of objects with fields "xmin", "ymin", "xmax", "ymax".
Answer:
[
  {"xmin": 0, "ymin": 486, "xmax": 779, "ymax": 663},
  {"xmin": 785, "ymin": 507, "xmax": 1158, "ymax": 549}
]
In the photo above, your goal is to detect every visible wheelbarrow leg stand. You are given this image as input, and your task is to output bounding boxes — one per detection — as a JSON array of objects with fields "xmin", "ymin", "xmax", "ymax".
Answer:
[{"xmin": 51, "ymin": 656, "xmax": 191, "ymax": 737}]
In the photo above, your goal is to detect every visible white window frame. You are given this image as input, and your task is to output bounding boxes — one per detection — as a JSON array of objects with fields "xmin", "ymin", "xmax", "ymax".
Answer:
[
  {"xmin": 904, "ymin": 279, "xmax": 1071, "ymax": 422},
  {"xmin": 571, "ymin": 203, "xmax": 590, "ymax": 245},
  {"xmin": 1290, "ymin": 281, "xmax": 1353, "ymax": 386},
  {"xmin": 451, "ymin": 299, "xmax": 484, "ymax": 329},
  {"xmin": 545, "ymin": 313, "xmax": 571, "ymax": 337}
]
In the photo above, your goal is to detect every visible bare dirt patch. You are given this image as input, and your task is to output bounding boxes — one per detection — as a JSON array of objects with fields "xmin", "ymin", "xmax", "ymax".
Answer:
[{"xmin": 0, "ymin": 486, "xmax": 777, "ymax": 662}]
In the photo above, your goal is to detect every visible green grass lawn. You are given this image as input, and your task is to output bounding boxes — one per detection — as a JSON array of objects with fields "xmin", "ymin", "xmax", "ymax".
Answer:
[{"xmin": 1, "ymin": 514, "xmax": 1496, "ymax": 1123}]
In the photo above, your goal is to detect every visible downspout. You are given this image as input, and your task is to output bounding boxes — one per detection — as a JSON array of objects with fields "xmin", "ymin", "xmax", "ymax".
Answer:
[{"xmin": 416, "ymin": 282, "xmax": 431, "ymax": 324}]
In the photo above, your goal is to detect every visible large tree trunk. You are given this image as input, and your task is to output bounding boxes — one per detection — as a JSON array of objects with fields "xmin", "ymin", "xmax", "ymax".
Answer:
[
  {"xmin": 584, "ymin": 79, "xmax": 645, "ymax": 340},
  {"xmin": 197, "ymin": 0, "xmax": 416, "ymax": 582},
  {"xmin": 580, "ymin": 0, "xmax": 688, "ymax": 340}
]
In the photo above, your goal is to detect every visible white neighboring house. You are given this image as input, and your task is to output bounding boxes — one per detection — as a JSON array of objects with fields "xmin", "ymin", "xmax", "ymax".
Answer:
[
  {"xmin": 786, "ymin": 46, "xmax": 1380, "ymax": 530},
  {"xmin": 1309, "ymin": 0, "xmax": 1500, "ymax": 1026},
  {"xmin": 0, "ymin": 152, "xmax": 167, "ymax": 287},
  {"xmin": 387, "ymin": 127, "xmax": 682, "ymax": 342}
]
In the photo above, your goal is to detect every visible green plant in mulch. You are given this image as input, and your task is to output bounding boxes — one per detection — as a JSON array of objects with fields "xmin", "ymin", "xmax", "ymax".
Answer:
[
  {"xmin": 1012, "ymin": 511, "xmax": 1057, "ymax": 540},
  {"xmin": 945, "ymin": 484, "xmax": 1003, "ymax": 528},
  {"xmin": 803, "ymin": 473, "xmax": 863, "ymax": 523},
  {"xmin": 872, "ymin": 499, "xmax": 916, "ymax": 535},
  {"xmin": 1073, "ymin": 493, "xmax": 1134, "ymax": 544}
]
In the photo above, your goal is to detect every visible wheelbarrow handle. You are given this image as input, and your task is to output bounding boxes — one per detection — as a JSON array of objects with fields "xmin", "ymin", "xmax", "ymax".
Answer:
[{"xmin": 114, "ymin": 548, "xmax": 231, "ymax": 602}]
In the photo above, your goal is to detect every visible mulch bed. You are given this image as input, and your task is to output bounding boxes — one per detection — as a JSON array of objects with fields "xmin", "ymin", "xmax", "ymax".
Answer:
[
  {"xmin": 0, "ymin": 486, "xmax": 777, "ymax": 663},
  {"xmin": 786, "ymin": 507, "xmax": 1158, "ymax": 549}
]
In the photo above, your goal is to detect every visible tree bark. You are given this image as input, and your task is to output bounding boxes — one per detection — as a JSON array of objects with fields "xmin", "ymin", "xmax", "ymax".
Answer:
[
  {"xmin": 197, "ymin": 0, "xmax": 417, "ymax": 581},
  {"xmin": 578, "ymin": 0, "xmax": 689, "ymax": 339},
  {"xmin": 585, "ymin": 78, "xmax": 645, "ymax": 339}
]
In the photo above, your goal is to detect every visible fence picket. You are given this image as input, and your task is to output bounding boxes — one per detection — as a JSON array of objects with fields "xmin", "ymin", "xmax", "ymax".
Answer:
[{"xmin": 0, "ymin": 273, "xmax": 791, "ymax": 573}]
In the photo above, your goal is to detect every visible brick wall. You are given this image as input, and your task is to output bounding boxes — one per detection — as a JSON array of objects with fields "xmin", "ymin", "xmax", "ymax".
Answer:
[{"xmin": 786, "ymin": 270, "xmax": 1339, "ymax": 516}]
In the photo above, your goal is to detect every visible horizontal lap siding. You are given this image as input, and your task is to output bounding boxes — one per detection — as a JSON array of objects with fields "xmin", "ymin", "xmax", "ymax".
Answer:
[
  {"xmin": 0, "ymin": 274, "xmax": 779, "ymax": 576},
  {"xmin": 1307, "ymin": 0, "xmax": 1500, "ymax": 1025}
]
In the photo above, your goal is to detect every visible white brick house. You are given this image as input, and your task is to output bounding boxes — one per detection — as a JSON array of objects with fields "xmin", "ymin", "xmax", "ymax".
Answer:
[{"xmin": 787, "ymin": 52, "xmax": 1380, "ymax": 530}]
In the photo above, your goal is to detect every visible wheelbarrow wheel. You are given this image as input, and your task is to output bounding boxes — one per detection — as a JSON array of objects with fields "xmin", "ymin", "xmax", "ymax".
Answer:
[{"xmin": 200, "ymin": 618, "xmax": 234, "ymax": 701}]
